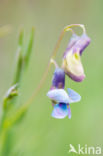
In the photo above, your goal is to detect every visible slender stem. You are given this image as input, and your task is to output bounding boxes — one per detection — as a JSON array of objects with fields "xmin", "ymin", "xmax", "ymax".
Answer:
[
  {"xmin": 64, "ymin": 24, "xmax": 86, "ymax": 34},
  {"xmin": 50, "ymin": 59, "xmax": 59, "ymax": 68},
  {"xmin": 23, "ymin": 28, "xmax": 74, "ymax": 107},
  {"xmin": 51, "ymin": 28, "xmax": 75, "ymax": 58},
  {"xmin": 25, "ymin": 62, "xmax": 51, "ymax": 107}
]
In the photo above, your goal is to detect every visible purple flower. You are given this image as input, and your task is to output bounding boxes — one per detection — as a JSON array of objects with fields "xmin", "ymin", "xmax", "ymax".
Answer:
[
  {"xmin": 47, "ymin": 88, "xmax": 81, "ymax": 119},
  {"xmin": 62, "ymin": 33, "xmax": 91, "ymax": 82},
  {"xmin": 51, "ymin": 67, "xmax": 65, "ymax": 89},
  {"xmin": 47, "ymin": 66, "xmax": 81, "ymax": 119}
]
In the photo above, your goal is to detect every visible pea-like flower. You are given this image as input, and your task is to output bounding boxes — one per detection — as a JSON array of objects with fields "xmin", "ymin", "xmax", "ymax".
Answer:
[
  {"xmin": 47, "ymin": 67, "xmax": 81, "ymax": 119},
  {"xmin": 62, "ymin": 33, "xmax": 91, "ymax": 82},
  {"xmin": 47, "ymin": 88, "xmax": 81, "ymax": 119}
]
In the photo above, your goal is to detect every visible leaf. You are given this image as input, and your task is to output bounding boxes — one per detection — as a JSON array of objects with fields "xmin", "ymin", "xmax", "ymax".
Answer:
[
  {"xmin": 13, "ymin": 29, "xmax": 24, "ymax": 84},
  {"xmin": 24, "ymin": 27, "xmax": 35, "ymax": 67}
]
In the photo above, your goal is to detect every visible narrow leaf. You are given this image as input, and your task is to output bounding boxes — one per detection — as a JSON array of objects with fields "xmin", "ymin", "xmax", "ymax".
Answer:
[{"xmin": 24, "ymin": 27, "xmax": 35, "ymax": 67}]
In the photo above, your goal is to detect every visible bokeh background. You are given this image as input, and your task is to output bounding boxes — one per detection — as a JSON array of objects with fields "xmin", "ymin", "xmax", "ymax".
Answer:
[{"xmin": 0, "ymin": 0, "xmax": 103, "ymax": 155}]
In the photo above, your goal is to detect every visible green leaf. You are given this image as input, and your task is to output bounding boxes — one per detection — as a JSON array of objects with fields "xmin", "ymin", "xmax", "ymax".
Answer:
[
  {"xmin": 18, "ymin": 28, "xmax": 24, "ymax": 46},
  {"xmin": 24, "ymin": 27, "xmax": 35, "ymax": 68},
  {"xmin": 13, "ymin": 29, "xmax": 24, "ymax": 84},
  {"xmin": 1, "ymin": 128, "xmax": 14, "ymax": 156}
]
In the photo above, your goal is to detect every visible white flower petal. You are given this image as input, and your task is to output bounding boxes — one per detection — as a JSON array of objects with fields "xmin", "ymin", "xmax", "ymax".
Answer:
[
  {"xmin": 47, "ymin": 89, "xmax": 70, "ymax": 103},
  {"xmin": 67, "ymin": 88, "xmax": 81, "ymax": 103}
]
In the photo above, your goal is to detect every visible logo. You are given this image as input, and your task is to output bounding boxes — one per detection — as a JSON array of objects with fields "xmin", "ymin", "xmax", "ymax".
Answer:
[{"xmin": 68, "ymin": 144, "xmax": 102, "ymax": 155}]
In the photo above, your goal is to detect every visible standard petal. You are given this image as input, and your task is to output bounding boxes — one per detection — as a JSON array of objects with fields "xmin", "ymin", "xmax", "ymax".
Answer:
[
  {"xmin": 52, "ymin": 103, "xmax": 68, "ymax": 119},
  {"xmin": 47, "ymin": 89, "xmax": 70, "ymax": 103},
  {"xmin": 63, "ymin": 34, "xmax": 80, "ymax": 58},
  {"xmin": 67, "ymin": 88, "xmax": 81, "ymax": 103},
  {"xmin": 72, "ymin": 34, "xmax": 91, "ymax": 55}
]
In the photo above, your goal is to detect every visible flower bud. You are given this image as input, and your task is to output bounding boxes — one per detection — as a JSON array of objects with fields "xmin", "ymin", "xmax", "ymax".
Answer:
[{"xmin": 52, "ymin": 68, "xmax": 65, "ymax": 89}]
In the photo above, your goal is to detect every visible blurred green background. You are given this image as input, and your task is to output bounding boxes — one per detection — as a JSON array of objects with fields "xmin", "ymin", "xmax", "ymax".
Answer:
[{"xmin": 0, "ymin": 0, "xmax": 103, "ymax": 155}]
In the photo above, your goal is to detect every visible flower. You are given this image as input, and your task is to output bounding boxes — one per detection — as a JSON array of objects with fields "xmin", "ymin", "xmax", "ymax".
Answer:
[
  {"xmin": 47, "ymin": 67, "xmax": 81, "ymax": 119},
  {"xmin": 62, "ymin": 33, "xmax": 91, "ymax": 82},
  {"xmin": 51, "ymin": 67, "xmax": 65, "ymax": 89},
  {"xmin": 47, "ymin": 88, "xmax": 81, "ymax": 119}
]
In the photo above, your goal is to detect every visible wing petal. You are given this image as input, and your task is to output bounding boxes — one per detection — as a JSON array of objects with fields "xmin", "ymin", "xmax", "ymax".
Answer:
[{"xmin": 67, "ymin": 88, "xmax": 81, "ymax": 103}]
